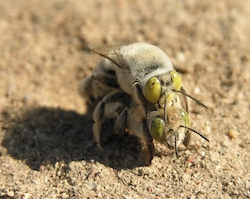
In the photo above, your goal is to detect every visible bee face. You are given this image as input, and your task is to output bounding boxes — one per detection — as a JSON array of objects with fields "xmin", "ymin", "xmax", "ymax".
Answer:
[{"xmin": 148, "ymin": 101, "xmax": 189, "ymax": 147}]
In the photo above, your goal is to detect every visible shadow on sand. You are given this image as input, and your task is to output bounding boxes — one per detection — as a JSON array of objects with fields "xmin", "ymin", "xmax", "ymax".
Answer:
[{"xmin": 1, "ymin": 105, "xmax": 143, "ymax": 170}]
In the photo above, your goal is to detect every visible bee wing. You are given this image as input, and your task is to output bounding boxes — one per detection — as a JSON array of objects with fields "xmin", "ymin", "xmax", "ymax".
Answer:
[
  {"xmin": 91, "ymin": 44, "xmax": 131, "ymax": 72},
  {"xmin": 92, "ymin": 45, "xmax": 119, "ymax": 56}
]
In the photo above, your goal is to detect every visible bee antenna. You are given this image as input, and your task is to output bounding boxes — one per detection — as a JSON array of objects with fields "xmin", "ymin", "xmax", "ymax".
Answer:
[
  {"xmin": 180, "ymin": 125, "xmax": 210, "ymax": 142},
  {"xmin": 171, "ymin": 129, "xmax": 179, "ymax": 158},
  {"xmin": 173, "ymin": 89, "xmax": 208, "ymax": 109}
]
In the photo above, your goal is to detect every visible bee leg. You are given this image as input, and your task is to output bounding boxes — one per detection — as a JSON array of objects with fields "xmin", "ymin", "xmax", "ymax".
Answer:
[
  {"xmin": 114, "ymin": 108, "xmax": 128, "ymax": 135},
  {"xmin": 78, "ymin": 75, "xmax": 95, "ymax": 103},
  {"xmin": 92, "ymin": 102, "xmax": 104, "ymax": 149},
  {"xmin": 183, "ymin": 130, "xmax": 191, "ymax": 148},
  {"xmin": 78, "ymin": 73, "xmax": 119, "ymax": 107},
  {"xmin": 127, "ymin": 105, "xmax": 155, "ymax": 165},
  {"xmin": 92, "ymin": 91, "xmax": 130, "ymax": 148},
  {"xmin": 140, "ymin": 140, "xmax": 155, "ymax": 165},
  {"xmin": 139, "ymin": 120, "xmax": 155, "ymax": 165}
]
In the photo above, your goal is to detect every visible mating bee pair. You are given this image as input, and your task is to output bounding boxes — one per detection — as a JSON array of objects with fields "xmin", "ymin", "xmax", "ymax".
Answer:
[{"xmin": 78, "ymin": 43, "xmax": 209, "ymax": 165}]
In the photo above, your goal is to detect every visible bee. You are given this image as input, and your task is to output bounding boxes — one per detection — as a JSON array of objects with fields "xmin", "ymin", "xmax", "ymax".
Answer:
[{"xmin": 78, "ymin": 43, "xmax": 209, "ymax": 164}]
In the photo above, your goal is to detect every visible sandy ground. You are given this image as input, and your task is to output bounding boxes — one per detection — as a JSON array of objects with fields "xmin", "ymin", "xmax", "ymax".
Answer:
[{"xmin": 0, "ymin": 0, "xmax": 250, "ymax": 198}]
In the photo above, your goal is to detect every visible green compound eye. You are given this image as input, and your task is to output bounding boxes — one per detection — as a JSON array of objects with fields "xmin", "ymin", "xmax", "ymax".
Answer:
[
  {"xmin": 145, "ymin": 77, "xmax": 161, "ymax": 103},
  {"xmin": 150, "ymin": 118, "xmax": 165, "ymax": 141},
  {"xmin": 170, "ymin": 70, "xmax": 182, "ymax": 91},
  {"xmin": 180, "ymin": 109, "xmax": 190, "ymax": 127}
]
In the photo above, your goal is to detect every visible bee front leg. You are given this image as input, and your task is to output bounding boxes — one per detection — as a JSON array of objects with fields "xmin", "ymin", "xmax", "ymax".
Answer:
[
  {"xmin": 139, "ymin": 120, "xmax": 155, "ymax": 165},
  {"xmin": 127, "ymin": 105, "xmax": 155, "ymax": 165},
  {"xmin": 183, "ymin": 130, "xmax": 191, "ymax": 148}
]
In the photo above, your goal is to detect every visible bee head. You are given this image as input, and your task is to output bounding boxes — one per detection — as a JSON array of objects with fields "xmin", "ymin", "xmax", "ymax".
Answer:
[
  {"xmin": 149, "ymin": 107, "xmax": 189, "ymax": 144},
  {"xmin": 148, "ymin": 107, "xmax": 209, "ymax": 158}
]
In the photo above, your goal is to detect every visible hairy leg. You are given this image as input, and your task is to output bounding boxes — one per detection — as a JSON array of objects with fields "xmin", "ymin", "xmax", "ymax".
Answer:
[{"xmin": 92, "ymin": 91, "xmax": 131, "ymax": 148}]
